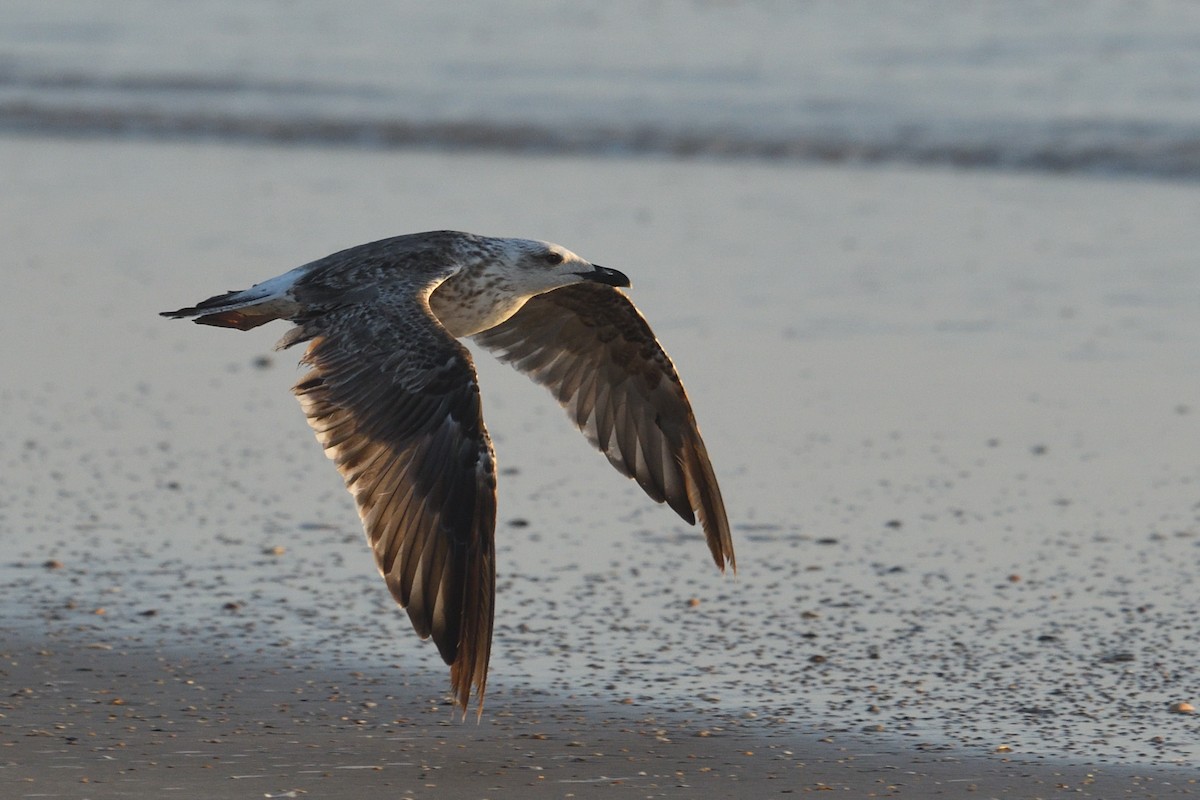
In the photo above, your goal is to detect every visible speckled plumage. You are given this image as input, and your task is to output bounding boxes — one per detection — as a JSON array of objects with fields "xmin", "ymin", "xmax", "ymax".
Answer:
[{"xmin": 162, "ymin": 230, "xmax": 733, "ymax": 715}]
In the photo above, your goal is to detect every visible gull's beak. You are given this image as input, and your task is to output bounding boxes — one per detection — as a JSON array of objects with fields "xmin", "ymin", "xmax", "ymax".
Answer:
[{"xmin": 578, "ymin": 264, "xmax": 631, "ymax": 288}]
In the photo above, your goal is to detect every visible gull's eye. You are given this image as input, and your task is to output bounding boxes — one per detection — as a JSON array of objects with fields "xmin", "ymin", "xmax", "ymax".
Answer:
[{"xmin": 543, "ymin": 251, "xmax": 564, "ymax": 266}]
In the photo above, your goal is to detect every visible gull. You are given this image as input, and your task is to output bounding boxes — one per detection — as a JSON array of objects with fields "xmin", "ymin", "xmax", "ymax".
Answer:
[{"xmin": 162, "ymin": 230, "xmax": 734, "ymax": 714}]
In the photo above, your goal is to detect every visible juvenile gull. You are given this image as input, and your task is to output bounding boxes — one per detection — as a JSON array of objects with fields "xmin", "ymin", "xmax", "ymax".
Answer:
[{"xmin": 162, "ymin": 230, "xmax": 733, "ymax": 713}]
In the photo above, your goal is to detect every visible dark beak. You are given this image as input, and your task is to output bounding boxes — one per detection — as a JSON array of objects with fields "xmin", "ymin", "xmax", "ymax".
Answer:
[{"xmin": 577, "ymin": 264, "xmax": 631, "ymax": 288}]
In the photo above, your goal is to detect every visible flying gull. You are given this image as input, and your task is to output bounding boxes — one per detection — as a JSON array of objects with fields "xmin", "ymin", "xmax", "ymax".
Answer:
[{"xmin": 162, "ymin": 230, "xmax": 733, "ymax": 714}]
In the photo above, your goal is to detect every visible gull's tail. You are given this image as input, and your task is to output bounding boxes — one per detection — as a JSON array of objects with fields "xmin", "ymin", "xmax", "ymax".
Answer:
[{"xmin": 161, "ymin": 266, "xmax": 305, "ymax": 330}]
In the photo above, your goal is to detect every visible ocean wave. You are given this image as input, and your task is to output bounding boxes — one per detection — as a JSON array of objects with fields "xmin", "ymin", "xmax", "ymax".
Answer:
[{"xmin": 5, "ymin": 100, "xmax": 1200, "ymax": 180}]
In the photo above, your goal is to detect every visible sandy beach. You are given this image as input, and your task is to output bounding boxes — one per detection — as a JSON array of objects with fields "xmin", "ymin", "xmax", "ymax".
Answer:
[
  {"xmin": 2, "ymin": 132, "xmax": 1200, "ymax": 797},
  {"xmin": 4, "ymin": 636, "xmax": 1197, "ymax": 799}
]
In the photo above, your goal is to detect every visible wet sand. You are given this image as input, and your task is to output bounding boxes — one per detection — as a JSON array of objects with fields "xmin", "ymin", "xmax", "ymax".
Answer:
[
  {"xmin": 3, "ymin": 634, "xmax": 1197, "ymax": 798},
  {"xmin": 4, "ymin": 133, "xmax": 1200, "ymax": 795}
]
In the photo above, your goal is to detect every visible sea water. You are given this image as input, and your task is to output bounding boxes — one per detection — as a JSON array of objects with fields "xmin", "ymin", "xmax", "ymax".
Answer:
[{"xmin": 3, "ymin": 0, "xmax": 1199, "ymax": 177}]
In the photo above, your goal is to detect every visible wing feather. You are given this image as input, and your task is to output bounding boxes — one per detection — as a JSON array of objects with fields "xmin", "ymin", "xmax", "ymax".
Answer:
[
  {"xmin": 474, "ymin": 282, "xmax": 734, "ymax": 572},
  {"xmin": 292, "ymin": 299, "xmax": 497, "ymax": 714}
]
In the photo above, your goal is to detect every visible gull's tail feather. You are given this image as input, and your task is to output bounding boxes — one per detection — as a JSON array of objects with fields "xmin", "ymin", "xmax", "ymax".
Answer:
[
  {"xmin": 161, "ymin": 267, "xmax": 306, "ymax": 330},
  {"xmin": 160, "ymin": 291, "xmax": 278, "ymax": 330}
]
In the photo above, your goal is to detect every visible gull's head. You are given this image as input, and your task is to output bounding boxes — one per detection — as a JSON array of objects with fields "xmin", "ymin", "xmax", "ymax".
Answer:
[
  {"xmin": 487, "ymin": 237, "xmax": 631, "ymax": 295},
  {"xmin": 430, "ymin": 235, "xmax": 631, "ymax": 337}
]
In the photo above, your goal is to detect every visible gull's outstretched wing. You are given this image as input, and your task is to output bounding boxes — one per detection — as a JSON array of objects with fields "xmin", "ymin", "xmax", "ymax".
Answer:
[
  {"xmin": 473, "ymin": 282, "xmax": 734, "ymax": 572},
  {"xmin": 288, "ymin": 300, "xmax": 497, "ymax": 714}
]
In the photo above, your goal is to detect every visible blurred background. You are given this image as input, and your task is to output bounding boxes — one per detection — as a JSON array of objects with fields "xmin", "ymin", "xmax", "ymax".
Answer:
[{"xmin": 4, "ymin": 0, "xmax": 1200, "ymax": 178}]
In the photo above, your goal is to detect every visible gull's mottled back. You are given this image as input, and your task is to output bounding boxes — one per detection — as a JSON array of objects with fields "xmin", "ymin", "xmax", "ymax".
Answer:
[{"xmin": 162, "ymin": 230, "xmax": 733, "ymax": 714}]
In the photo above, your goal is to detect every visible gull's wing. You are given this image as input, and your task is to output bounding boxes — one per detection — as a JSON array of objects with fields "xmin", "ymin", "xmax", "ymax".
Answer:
[
  {"xmin": 288, "ymin": 301, "xmax": 497, "ymax": 714},
  {"xmin": 473, "ymin": 282, "xmax": 734, "ymax": 572}
]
